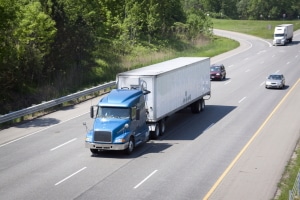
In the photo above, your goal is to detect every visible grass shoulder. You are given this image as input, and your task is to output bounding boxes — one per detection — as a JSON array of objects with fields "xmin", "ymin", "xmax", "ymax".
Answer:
[{"xmin": 212, "ymin": 19, "xmax": 300, "ymax": 39}]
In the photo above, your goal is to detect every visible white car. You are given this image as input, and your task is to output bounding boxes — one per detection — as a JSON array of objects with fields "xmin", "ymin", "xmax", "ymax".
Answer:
[{"xmin": 265, "ymin": 74, "xmax": 285, "ymax": 89}]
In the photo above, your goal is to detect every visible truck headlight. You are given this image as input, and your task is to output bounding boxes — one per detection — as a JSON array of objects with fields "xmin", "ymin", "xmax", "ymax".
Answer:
[
  {"xmin": 85, "ymin": 136, "xmax": 92, "ymax": 142},
  {"xmin": 115, "ymin": 138, "xmax": 126, "ymax": 143}
]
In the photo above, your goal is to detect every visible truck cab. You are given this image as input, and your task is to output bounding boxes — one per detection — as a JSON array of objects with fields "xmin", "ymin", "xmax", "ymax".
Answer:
[
  {"xmin": 273, "ymin": 24, "xmax": 293, "ymax": 46},
  {"xmin": 85, "ymin": 89, "xmax": 149, "ymax": 155},
  {"xmin": 273, "ymin": 26, "xmax": 287, "ymax": 45}
]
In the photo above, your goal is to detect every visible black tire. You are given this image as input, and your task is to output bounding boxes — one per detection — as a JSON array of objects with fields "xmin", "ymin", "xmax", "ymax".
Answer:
[
  {"xmin": 191, "ymin": 99, "xmax": 201, "ymax": 113},
  {"xmin": 159, "ymin": 119, "xmax": 166, "ymax": 136},
  {"xmin": 151, "ymin": 124, "xmax": 160, "ymax": 139},
  {"xmin": 200, "ymin": 99, "xmax": 205, "ymax": 111},
  {"xmin": 125, "ymin": 137, "xmax": 135, "ymax": 155},
  {"xmin": 90, "ymin": 149, "xmax": 100, "ymax": 155}
]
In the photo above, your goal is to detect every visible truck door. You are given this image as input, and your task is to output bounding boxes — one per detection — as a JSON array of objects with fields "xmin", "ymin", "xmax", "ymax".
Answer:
[{"xmin": 131, "ymin": 106, "xmax": 143, "ymax": 143}]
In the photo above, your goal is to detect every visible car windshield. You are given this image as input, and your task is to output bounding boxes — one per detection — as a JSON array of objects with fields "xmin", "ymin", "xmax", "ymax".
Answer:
[
  {"xmin": 211, "ymin": 66, "xmax": 221, "ymax": 72},
  {"xmin": 268, "ymin": 75, "xmax": 282, "ymax": 80},
  {"xmin": 97, "ymin": 107, "xmax": 130, "ymax": 119}
]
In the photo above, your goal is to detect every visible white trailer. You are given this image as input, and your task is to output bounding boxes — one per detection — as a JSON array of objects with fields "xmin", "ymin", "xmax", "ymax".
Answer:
[
  {"xmin": 273, "ymin": 24, "xmax": 293, "ymax": 46},
  {"xmin": 116, "ymin": 57, "xmax": 211, "ymax": 138}
]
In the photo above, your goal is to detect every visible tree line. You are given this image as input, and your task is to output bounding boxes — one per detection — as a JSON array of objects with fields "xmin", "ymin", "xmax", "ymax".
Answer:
[
  {"xmin": 1, "ymin": 0, "xmax": 299, "ymax": 114},
  {"xmin": 201, "ymin": 0, "xmax": 300, "ymax": 20}
]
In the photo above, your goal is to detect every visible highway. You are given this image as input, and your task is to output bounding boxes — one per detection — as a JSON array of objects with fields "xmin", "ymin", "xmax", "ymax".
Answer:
[{"xmin": 0, "ymin": 29, "xmax": 300, "ymax": 200}]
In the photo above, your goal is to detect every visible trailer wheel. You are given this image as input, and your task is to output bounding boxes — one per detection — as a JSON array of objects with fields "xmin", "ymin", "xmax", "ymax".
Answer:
[
  {"xmin": 191, "ymin": 99, "xmax": 201, "ymax": 113},
  {"xmin": 125, "ymin": 137, "xmax": 135, "ymax": 155},
  {"xmin": 200, "ymin": 99, "xmax": 205, "ymax": 111},
  {"xmin": 159, "ymin": 119, "xmax": 166, "ymax": 136},
  {"xmin": 151, "ymin": 124, "xmax": 160, "ymax": 139}
]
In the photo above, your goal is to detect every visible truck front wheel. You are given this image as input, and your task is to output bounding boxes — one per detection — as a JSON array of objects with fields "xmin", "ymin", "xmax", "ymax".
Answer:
[
  {"xmin": 125, "ymin": 137, "xmax": 135, "ymax": 155},
  {"xmin": 90, "ymin": 149, "xmax": 100, "ymax": 155}
]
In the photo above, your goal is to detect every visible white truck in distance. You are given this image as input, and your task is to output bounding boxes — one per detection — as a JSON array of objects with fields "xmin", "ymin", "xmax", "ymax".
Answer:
[
  {"xmin": 117, "ymin": 57, "xmax": 211, "ymax": 139},
  {"xmin": 273, "ymin": 24, "xmax": 293, "ymax": 46}
]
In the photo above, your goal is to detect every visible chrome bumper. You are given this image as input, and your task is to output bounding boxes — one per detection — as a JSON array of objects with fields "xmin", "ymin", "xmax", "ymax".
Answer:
[{"xmin": 85, "ymin": 142, "xmax": 128, "ymax": 150}]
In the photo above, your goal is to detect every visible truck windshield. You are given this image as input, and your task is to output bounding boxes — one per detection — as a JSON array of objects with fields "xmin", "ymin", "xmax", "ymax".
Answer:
[
  {"xmin": 97, "ymin": 107, "xmax": 130, "ymax": 119},
  {"xmin": 274, "ymin": 34, "xmax": 284, "ymax": 37}
]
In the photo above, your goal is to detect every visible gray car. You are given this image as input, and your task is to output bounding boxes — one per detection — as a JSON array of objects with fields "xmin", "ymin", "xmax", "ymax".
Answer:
[{"xmin": 265, "ymin": 74, "xmax": 285, "ymax": 89}]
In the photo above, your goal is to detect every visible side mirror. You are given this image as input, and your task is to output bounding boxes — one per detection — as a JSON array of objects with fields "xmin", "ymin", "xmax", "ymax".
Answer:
[
  {"xmin": 90, "ymin": 106, "xmax": 94, "ymax": 118},
  {"xmin": 90, "ymin": 105, "xmax": 98, "ymax": 118}
]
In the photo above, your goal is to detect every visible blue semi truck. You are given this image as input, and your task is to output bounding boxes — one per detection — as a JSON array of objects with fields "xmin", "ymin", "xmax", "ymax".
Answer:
[
  {"xmin": 85, "ymin": 57, "xmax": 211, "ymax": 155},
  {"xmin": 85, "ymin": 89, "xmax": 150, "ymax": 155}
]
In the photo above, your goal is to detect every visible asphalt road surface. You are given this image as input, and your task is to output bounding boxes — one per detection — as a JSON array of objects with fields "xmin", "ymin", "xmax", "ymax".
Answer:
[{"xmin": 0, "ymin": 29, "xmax": 299, "ymax": 200}]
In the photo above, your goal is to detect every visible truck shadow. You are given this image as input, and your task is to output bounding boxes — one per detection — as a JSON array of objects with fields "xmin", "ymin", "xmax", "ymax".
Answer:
[
  {"xmin": 162, "ymin": 105, "xmax": 236, "ymax": 141},
  {"xmin": 91, "ymin": 105, "xmax": 236, "ymax": 158},
  {"xmin": 90, "ymin": 142, "xmax": 173, "ymax": 158},
  {"xmin": 288, "ymin": 41, "xmax": 300, "ymax": 46}
]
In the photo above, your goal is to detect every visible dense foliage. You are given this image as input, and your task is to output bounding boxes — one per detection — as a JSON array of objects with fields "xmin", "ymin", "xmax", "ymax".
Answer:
[
  {"xmin": 1, "ymin": 0, "xmax": 299, "ymax": 114},
  {"xmin": 0, "ymin": 0, "xmax": 212, "ymax": 114},
  {"xmin": 200, "ymin": 0, "xmax": 300, "ymax": 20}
]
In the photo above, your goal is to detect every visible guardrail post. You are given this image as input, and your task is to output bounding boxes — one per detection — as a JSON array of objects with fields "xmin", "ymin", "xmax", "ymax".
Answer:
[{"xmin": 289, "ymin": 190, "xmax": 293, "ymax": 200}]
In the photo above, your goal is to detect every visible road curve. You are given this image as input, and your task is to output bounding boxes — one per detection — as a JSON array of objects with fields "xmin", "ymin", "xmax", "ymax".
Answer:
[{"xmin": 0, "ymin": 29, "xmax": 299, "ymax": 200}]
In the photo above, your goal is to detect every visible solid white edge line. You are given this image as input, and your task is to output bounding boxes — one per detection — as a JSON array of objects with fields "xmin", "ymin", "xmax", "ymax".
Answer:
[
  {"xmin": 212, "ymin": 31, "xmax": 253, "ymax": 63},
  {"xmin": 0, "ymin": 112, "xmax": 89, "ymax": 148},
  {"xmin": 55, "ymin": 167, "xmax": 87, "ymax": 186},
  {"xmin": 134, "ymin": 170, "xmax": 158, "ymax": 189},
  {"xmin": 50, "ymin": 138, "xmax": 77, "ymax": 151},
  {"xmin": 204, "ymin": 123, "xmax": 215, "ymax": 132}
]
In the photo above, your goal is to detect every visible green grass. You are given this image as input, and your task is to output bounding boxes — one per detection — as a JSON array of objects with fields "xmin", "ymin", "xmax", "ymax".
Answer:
[
  {"xmin": 212, "ymin": 19, "xmax": 300, "ymax": 39},
  {"xmin": 176, "ymin": 36, "xmax": 240, "ymax": 58},
  {"xmin": 276, "ymin": 141, "xmax": 300, "ymax": 200},
  {"xmin": 122, "ymin": 36, "xmax": 239, "ymax": 71}
]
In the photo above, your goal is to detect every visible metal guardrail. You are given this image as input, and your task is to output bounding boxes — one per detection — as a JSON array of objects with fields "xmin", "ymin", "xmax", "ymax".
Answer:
[
  {"xmin": 289, "ymin": 170, "xmax": 300, "ymax": 200},
  {"xmin": 0, "ymin": 81, "xmax": 116, "ymax": 124}
]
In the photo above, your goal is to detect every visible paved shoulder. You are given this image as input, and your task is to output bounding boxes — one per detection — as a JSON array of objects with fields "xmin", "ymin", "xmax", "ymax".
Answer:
[{"xmin": 208, "ymin": 79, "xmax": 300, "ymax": 200}]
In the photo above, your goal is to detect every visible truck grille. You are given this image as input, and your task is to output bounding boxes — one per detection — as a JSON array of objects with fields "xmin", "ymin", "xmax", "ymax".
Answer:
[{"xmin": 94, "ymin": 131, "xmax": 112, "ymax": 142}]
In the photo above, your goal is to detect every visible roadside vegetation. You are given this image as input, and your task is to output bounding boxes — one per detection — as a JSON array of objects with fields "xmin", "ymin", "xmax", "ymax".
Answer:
[
  {"xmin": 1, "ymin": 0, "xmax": 300, "ymax": 198},
  {"xmin": 2, "ymin": 0, "xmax": 300, "ymax": 115},
  {"xmin": 275, "ymin": 141, "xmax": 300, "ymax": 200},
  {"xmin": 212, "ymin": 19, "xmax": 300, "ymax": 39}
]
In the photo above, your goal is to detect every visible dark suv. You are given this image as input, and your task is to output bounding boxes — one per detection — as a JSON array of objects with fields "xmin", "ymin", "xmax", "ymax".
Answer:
[{"xmin": 210, "ymin": 64, "xmax": 226, "ymax": 81}]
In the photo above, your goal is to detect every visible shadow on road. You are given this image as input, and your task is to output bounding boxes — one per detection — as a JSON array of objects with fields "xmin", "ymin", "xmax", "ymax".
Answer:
[
  {"xmin": 163, "ymin": 105, "xmax": 236, "ymax": 140},
  {"xmin": 16, "ymin": 117, "xmax": 61, "ymax": 128},
  {"xmin": 90, "ymin": 105, "xmax": 236, "ymax": 158}
]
